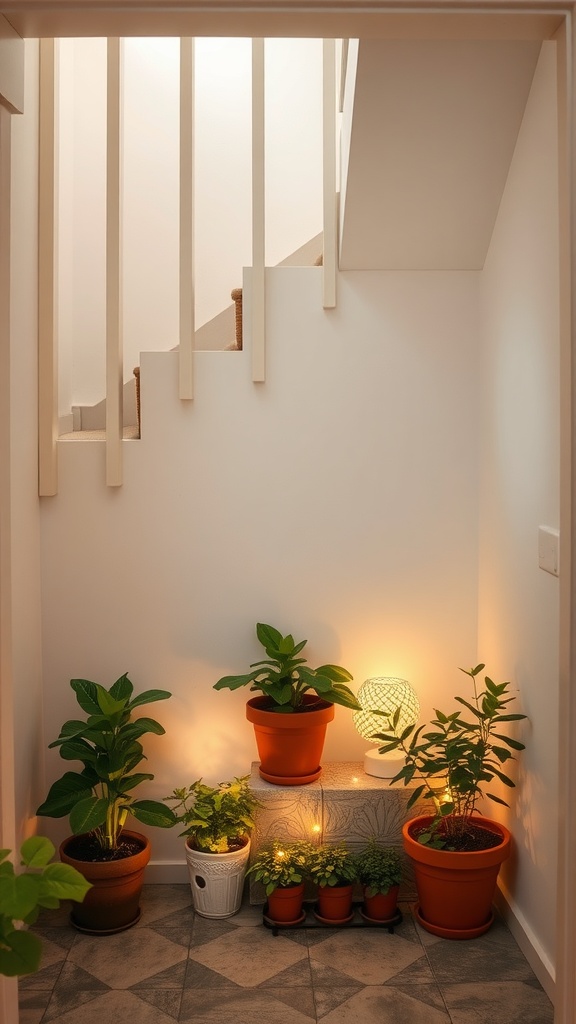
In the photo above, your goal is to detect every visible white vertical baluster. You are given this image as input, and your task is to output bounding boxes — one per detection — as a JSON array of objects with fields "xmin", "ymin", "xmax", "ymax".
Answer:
[
  {"xmin": 38, "ymin": 38, "xmax": 59, "ymax": 496},
  {"xmin": 323, "ymin": 38, "xmax": 337, "ymax": 309},
  {"xmin": 252, "ymin": 37, "xmax": 265, "ymax": 382},
  {"xmin": 106, "ymin": 37, "xmax": 123, "ymax": 487},
  {"xmin": 180, "ymin": 36, "xmax": 194, "ymax": 400}
]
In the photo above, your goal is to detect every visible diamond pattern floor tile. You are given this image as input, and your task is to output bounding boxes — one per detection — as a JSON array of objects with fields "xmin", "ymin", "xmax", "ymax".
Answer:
[
  {"xmin": 18, "ymin": 885, "xmax": 554, "ymax": 1023},
  {"xmin": 18, "ymin": 961, "xmax": 64, "ymax": 992},
  {"xmin": 66, "ymin": 926, "xmax": 187, "ymax": 988},
  {"xmin": 442, "ymin": 980, "xmax": 555, "ymax": 1024},
  {"xmin": 179, "ymin": 988, "xmax": 317, "ymax": 1023},
  {"xmin": 310, "ymin": 929, "xmax": 425, "ymax": 985},
  {"xmin": 189, "ymin": 928, "xmax": 308, "ymax": 987},
  {"xmin": 43, "ymin": 989, "xmax": 178, "ymax": 1023},
  {"xmin": 318, "ymin": 985, "xmax": 452, "ymax": 1023}
]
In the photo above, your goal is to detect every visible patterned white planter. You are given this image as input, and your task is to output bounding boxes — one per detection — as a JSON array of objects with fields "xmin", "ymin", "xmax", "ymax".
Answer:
[{"xmin": 185, "ymin": 837, "xmax": 251, "ymax": 919}]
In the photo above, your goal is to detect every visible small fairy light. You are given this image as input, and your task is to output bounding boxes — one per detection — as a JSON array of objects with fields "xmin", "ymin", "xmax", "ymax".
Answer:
[
  {"xmin": 351, "ymin": 776, "xmax": 359, "ymax": 784},
  {"xmin": 311, "ymin": 823, "xmax": 321, "ymax": 834},
  {"xmin": 275, "ymin": 848, "xmax": 286, "ymax": 859}
]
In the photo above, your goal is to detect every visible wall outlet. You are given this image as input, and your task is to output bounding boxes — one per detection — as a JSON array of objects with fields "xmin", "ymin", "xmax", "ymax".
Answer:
[{"xmin": 538, "ymin": 526, "xmax": 559, "ymax": 577}]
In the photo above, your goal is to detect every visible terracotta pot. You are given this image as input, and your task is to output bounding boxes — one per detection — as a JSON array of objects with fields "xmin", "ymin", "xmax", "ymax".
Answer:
[
  {"xmin": 185, "ymin": 836, "xmax": 250, "ymax": 919},
  {"xmin": 59, "ymin": 830, "xmax": 150, "ymax": 934},
  {"xmin": 362, "ymin": 885, "xmax": 400, "ymax": 922},
  {"xmin": 246, "ymin": 695, "xmax": 334, "ymax": 785},
  {"xmin": 267, "ymin": 882, "xmax": 305, "ymax": 924},
  {"xmin": 402, "ymin": 815, "xmax": 511, "ymax": 939},
  {"xmin": 315, "ymin": 884, "xmax": 354, "ymax": 923}
]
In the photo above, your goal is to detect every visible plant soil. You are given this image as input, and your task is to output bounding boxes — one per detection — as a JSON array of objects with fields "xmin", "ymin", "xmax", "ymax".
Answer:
[
  {"xmin": 188, "ymin": 837, "xmax": 248, "ymax": 854},
  {"xmin": 260, "ymin": 697, "xmax": 332, "ymax": 714},
  {"xmin": 64, "ymin": 834, "xmax": 145, "ymax": 862},
  {"xmin": 410, "ymin": 821, "xmax": 504, "ymax": 852}
]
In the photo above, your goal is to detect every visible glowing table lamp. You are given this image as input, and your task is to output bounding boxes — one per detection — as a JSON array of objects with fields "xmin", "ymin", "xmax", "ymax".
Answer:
[{"xmin": 353, "ymin": 676, "xmax": 420, "ymax": 779}]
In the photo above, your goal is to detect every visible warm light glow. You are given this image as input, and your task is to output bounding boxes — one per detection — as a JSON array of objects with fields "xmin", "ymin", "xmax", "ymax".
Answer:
[
  {"xmin": 276, "ymin": 849, "xmax": 285, "ymax": 859},
  {"xmin": 351, "ymin": 776, "xmax": 359, "ymax": 784},
  {"xmin": 311, "ymin": 823, "xmax": 321, "ymax": 834},
  {"xmin": 438, "ymin": 785, "xmax": 453, "ymax": 806},
  {"xmin": 353, "ymin": 676, "xmax": 420, "ymax": 779},
  {"xmin": 353, "ymin": 677, "xmax": 420, "ymax": 740}
]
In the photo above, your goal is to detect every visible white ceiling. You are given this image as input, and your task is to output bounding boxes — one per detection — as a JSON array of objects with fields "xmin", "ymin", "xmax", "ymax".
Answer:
[{"xmin": 339, "ymin": 38, "xmax": 542, "ymax": 270}]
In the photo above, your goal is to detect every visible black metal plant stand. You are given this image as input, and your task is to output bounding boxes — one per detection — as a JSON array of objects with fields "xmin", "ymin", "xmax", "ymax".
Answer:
[{"xmin": 263, "ymin": 901, "xmax": 403, "ymax": 936}]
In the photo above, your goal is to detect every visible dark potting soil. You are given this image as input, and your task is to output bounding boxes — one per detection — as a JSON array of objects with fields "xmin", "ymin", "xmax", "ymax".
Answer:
[
  {"xmin": 65, "ymin": 834, "xmax": 144, "ymax": 862},
  {"xmin": 410, "ymin": 821, "xmax": 504, "ymax": 852}
]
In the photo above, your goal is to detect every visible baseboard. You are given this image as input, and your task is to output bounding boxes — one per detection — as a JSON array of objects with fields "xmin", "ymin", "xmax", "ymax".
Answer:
[
  {"xmin": 495, "ymin": 882, "xmax": 555, "ymax": 1002},
  {"xmin": 144, "ymin": 859, "xmax": 189, "ymax": 884}
]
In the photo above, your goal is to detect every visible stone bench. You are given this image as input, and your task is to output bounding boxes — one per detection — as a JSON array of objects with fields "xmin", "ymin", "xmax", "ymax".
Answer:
[{"xmin": 248, "ymin": 760, "xmax": 429, "ymax": 903}]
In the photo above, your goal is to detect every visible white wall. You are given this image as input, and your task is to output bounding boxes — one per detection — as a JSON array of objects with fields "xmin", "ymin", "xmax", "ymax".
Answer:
[
  {"xmin": 59, "ymin": 37, "xmax": 323, "ymax": 409},
  {"xmin": 9, "ymin": 40, "xmax": 45, "ymax": 843},
  {"xmin": 479, "ymin": 42, "xmax": 559, "ymax": 982},
  {"xmin": 39, "ymin": 267, "xmax": 480, "ymax": 868}
]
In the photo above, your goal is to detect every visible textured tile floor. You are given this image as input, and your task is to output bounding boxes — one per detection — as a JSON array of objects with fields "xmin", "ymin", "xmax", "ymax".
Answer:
[{"xmin": 19, "ymin": 885, "xmax": 554, "ymax": 1024}]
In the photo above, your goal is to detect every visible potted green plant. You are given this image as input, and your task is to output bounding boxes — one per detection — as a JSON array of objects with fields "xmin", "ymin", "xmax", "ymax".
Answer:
[
  {"xmin": 309, "ymin": 842, "xmax": 357, "ymax": 923},
  {"xmin": 247, "ymin": 839, "xmax": 315, "ymax": 924},
  {"xmin": 355, "ymin": 840, "xmax": 402, "ymax": 923},
  {"xmin": 0, "ymin": 836, "xmax": 91, "ymax": 977},
  {"xmin": 36, "ymin": 674, "xmax": 177, "ymax": 934},
  {"xmin": 375, "ymin": 663, "xmax": 527, "ymax": 938},
  {"xmin": 165, "ymin": 775, "xmax": 259, "ymax": 919},
  {"xmin": 214, "ymin": 622, "xmax": 360, "ymax": 784}
]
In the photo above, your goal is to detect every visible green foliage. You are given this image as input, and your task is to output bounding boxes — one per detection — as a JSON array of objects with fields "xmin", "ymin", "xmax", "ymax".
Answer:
[
  {"xmin": 246, "ymin": 840, "xmax": 316, "ymax": 896},
  {"xmin": 355, "ymin": 840, "xmax": 402, "ymax": 897},
  {"xmin": 308, "ymin": 843, "xmax": 357, "ymax": 888},
  {"xmin": 374, "ymin": 664, "xmax": 527, "ymax": 849},
  {"xmin": 165, "ymin": 776, "xmax": 259, "ymax": 853},
  {"xmin": 37, "ymin": 674, "xmax": 177, "ymax": 854},
  {"xmin": 214, "ymin": 623, "xmax": 360, "ymax": 712},
  {"xmin": 0, "ymin": 837, "xmax": 91, "ymax": 977}
]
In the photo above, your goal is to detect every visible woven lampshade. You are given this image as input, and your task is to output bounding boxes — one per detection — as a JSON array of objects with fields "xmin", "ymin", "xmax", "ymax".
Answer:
[{"xmin": 353, "ymin": 677, "xmax": 420, "ymax": 779}]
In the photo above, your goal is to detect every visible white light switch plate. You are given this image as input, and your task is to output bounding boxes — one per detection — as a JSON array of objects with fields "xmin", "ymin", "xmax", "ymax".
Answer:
[{"xmin": 538, "ymin": 526, "xmax": 559, "ymax": 577}]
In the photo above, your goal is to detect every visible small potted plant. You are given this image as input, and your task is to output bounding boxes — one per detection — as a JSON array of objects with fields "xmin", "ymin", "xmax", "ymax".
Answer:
[
  {"xmin": 309, "ymin": 842, "xmax": 357, "ymax": 923},
  {"xmin": 36, "ymin": 674, "xmax": 177, "ymax": 934},
  {"xmin": 165, "ymin": 775, "xmax": 259, "ymax": 918},
  {"xmin": 0, "ymin": 837, "xmax": 91, "ymax": 977},
  {"xmin": 214, "ymin": 622, "xmax": 359, "ymax": 785},
  {"xmin": 375, "ymin": 663, "xmax": 527, "ymax": 938},
  {"xmin": 355, "ymin": 840, "xmax": 402, "ymax": 923},
  {"xmin": 247, "ymin": 839, "xmax": 315, "ymax": 925}
]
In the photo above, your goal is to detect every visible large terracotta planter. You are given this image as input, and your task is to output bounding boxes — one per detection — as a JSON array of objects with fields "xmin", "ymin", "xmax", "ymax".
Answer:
[
  {"xmin": 315, "ymin": 884, "xmax": 354, "ymax": 924},
  {"xmin": 402, "ymin": 815, "xmax": 511, "ymax": 939},
  {"xmin": 59, "ymin": 830, "xmax": 150, "ymax": 934},
  {"xmin": 266, "ymin": 883, "xmax": 305, "ymax": 924},
  {"xmin": 362, "ymin": 885, "xmax": 400, "ymax": 923},
  {"xmin": 185, "ymin": 836, "xmax": 250, "ymax": 919},
  {"xmin": 246, "ymin": 695, "xmax": 334, "ymax": 785}
]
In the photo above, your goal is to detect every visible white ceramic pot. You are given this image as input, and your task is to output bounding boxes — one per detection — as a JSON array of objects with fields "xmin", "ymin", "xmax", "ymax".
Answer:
[{"xmin": 185, "ymin": 837, "xmax": 251, "ymax": 919}]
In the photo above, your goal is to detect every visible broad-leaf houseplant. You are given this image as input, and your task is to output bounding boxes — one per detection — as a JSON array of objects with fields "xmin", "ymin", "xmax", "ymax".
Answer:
[
  {"xmin": 36, "ymin": 674, "xmax": 177, "ymax": 933},
  {"xmin": 214, "ymin": 622, "xmax": 359, "ymax": 784},
  {"xmin": 0, "ymin": 837, "xmax": 91, "ymax": 977},
  {"xmin": 375, "ymin": 663, "xmax": 527, "ymax": 938}
]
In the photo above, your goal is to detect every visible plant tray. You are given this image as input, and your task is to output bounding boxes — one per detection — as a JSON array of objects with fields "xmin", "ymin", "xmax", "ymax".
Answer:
[{"xmin": 263, "ymin": 901, "xmax": 402, "ymax": 935}]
